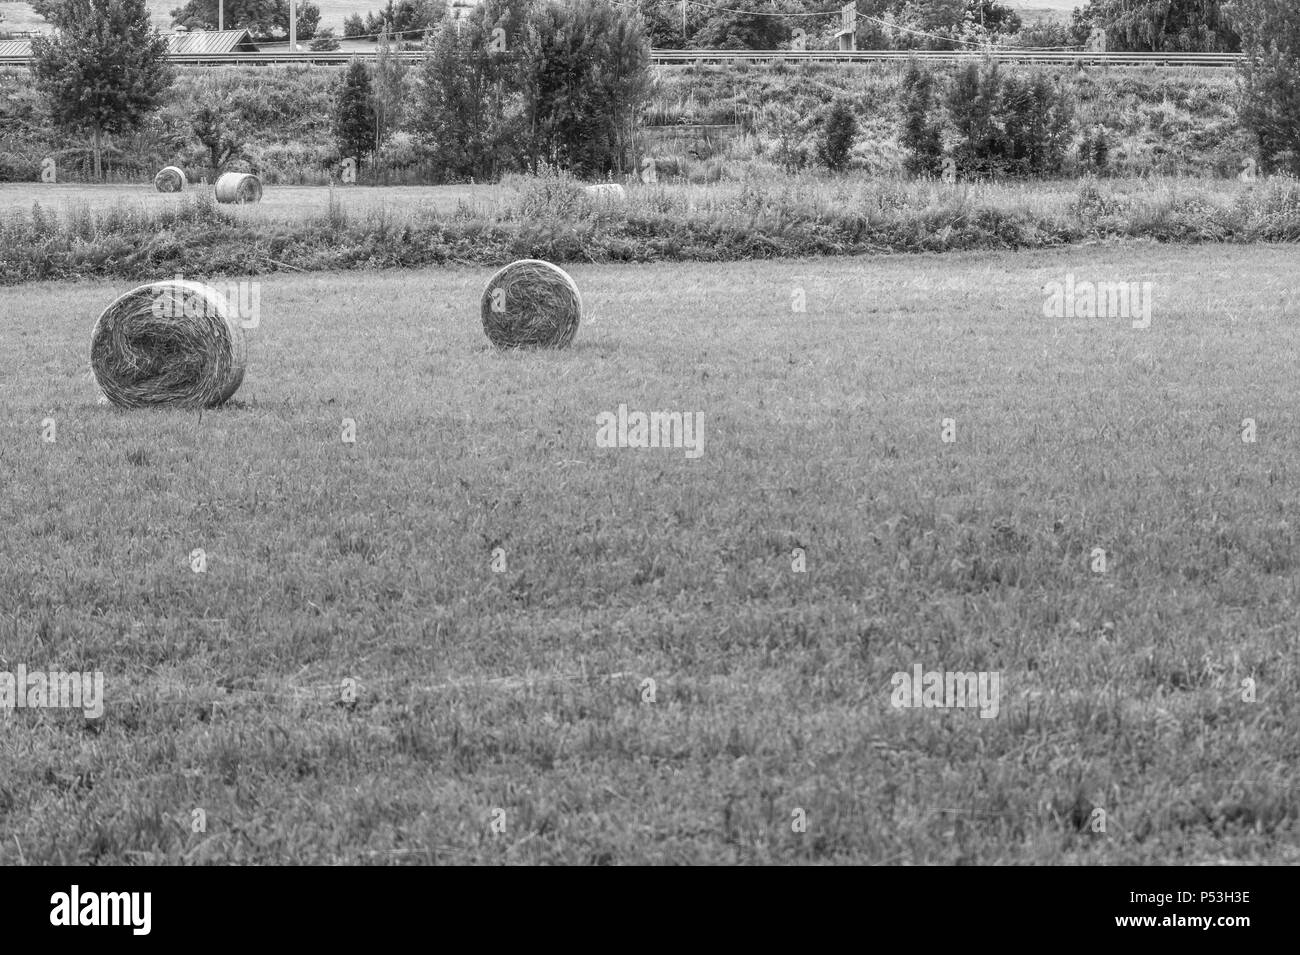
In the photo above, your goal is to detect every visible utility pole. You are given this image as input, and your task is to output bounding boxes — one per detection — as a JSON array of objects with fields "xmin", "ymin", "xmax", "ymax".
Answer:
[
  {"xmin": 681, "ymin": 0, "xmax": 686, "ymax": 44},
  {"xmin": 290, "ymin": 0, "xmax": 297, "ymax": 51},
  {"xmin": 218, "ymin": 0, "xmax": 223, "ymax": 31}
]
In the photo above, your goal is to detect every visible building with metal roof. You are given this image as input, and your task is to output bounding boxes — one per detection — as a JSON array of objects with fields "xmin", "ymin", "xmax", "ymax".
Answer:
[
  {"xmin": 0, "ymin": 29, "xmax": 258, "ymax": 61},
  {"xmin": 166, "ymin": 29, "xmax": 259, "ymax": 55},
  {"xmin": 0, "ymin": 39, "xmax": 35, "ymax": 58}
]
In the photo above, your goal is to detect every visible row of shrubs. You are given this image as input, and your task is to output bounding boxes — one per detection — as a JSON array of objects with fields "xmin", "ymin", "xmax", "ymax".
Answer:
[
  {"xmin": 658, "ymin": 62, "xmax": 1251, "ymax": 180},
  {"xmin": 3, "ymin": 173, "xmax": 1299, "ymax": 284},
  {"xmin": 0, "ymin": 60, "xmax": 1257, "ymax": 186}
]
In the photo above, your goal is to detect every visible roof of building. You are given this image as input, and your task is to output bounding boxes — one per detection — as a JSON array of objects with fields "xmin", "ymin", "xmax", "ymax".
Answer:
[
  {"xmin": 0, "ymin": 30, "xmax": 260, "ymax": 58},
  {"xmin": 166, "ymin": 29, "xmax": 259, "ymax": 55},
  {"xmin": 0, "ymin": 39, "xmax": 34, "ymax": 58}
]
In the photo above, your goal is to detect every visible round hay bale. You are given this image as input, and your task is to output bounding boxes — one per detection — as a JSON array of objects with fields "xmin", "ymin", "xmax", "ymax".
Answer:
[
  {"xmin": 90, "ymin": 280, "xmax": 248, "ymax": 409},
  {"xmin": 154, "ymin": 165, "xmax": 187, "ymax": 192},
  {"xmin": 214, "ymin": 172, "xmax": 262, "ymax": 204},
  {"xmin": 583, "ymin": 183, "xmax": 626, "ymax": 202},
  {"xmin": 481, "ymin": 259, "xmax": 582, "ymax": 350}
]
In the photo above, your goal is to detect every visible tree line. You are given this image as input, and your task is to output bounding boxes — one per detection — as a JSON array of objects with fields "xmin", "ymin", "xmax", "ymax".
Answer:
[
  {"xmin": 634, "ymin": 0, "xmax": 1242, "ymax": 54},
  {"xmin": 25, "ymin": 0, "xmax": 1300, "ymax": 180},
  {"xmin": 10, "ymin": 0, "xmax": 1256, "ymax": 54}
]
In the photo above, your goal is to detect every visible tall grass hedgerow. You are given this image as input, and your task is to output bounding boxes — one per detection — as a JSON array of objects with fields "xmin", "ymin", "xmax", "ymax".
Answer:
[{"xmin": 2, "ymin": 177, "xmax": 1298, "ymax": 284}]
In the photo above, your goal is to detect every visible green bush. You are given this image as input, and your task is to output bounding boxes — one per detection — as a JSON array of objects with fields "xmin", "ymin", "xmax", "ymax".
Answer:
[
  {"xmin": 900, "ymin": 60, "xmax": 943, "ymax": 177},
  {"xmin": 947, "ymin": 63, "xmax": 1072, "ymax": 179},
  {"xmin": 508, "ymin": 162, "xmax": 594, "ymax": 219},
  {"xmin": 817, "ymin": 99, "xmax": 857, "ymax": 173},
  {"xmin": 334, "ymin": 59, "xmax": 375, "ymax": 171},
  {"xmin": 310, "ymin": 28, "xmax": 340, "ymax": 52}
]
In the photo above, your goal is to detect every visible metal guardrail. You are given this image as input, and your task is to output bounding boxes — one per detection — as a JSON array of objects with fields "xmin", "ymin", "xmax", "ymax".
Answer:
[{"xmin": 0, "ymin": 48, "xmax": 1246, "ymax": 69}]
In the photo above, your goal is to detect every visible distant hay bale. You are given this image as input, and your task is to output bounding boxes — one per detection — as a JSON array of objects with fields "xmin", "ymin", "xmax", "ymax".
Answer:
[
  {"xmin": 90, "ymin": 280, "xmax": 248, "ymax": 408},
  {"xmin": 480, "ymin": 259, "xmax": 582, "ymax": 350},
  {"xmin": 154, "ymin": 165, "xmax": 187, "ymax": 192},
  {"xmin": 583, "ymin": 183, "xmax": 626, "ymax": 202},
  {"xmin": 214, "ymin": 172, "xmax": 262, "ymax": 204}
]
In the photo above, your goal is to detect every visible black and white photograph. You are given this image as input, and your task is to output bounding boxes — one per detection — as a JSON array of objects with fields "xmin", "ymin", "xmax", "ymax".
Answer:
[{"xmin": 0, "ymin": 0, "xmax": 1293, "ymax": 904}]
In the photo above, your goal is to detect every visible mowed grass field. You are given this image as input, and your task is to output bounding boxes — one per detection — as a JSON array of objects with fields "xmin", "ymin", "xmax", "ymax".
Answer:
[{"xmin": 1, "ymin": 244, "xmax": 1298, "ymax": 864}]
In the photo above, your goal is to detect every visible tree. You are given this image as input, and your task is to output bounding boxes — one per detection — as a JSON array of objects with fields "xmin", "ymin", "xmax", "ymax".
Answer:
[
  {"xmin": 169, "ymin": 0, "xmax": 321, "ymax": 39},
  {"xmin": 191, "ymin": 102, "xmax": 243, "ymax": 173},
  {"xmin": 1081, "ymin": 0, "xmax": 1239, "ymax": 53},
  {"xmin": 633, "ymin": 0, "xmax": 682, "ymax": 48},
  {"xmin": 1228, "ymin": 0, "xmax": 1300, "ymax": 174},
  {"xmin": 998, "ymin": 71, "xmax": 1072, "ymax": 176},
  {"xmin": 1010, "ymin": 18, "xmax": 1086, "ymax": 50},
  {"xmin": 817, "ymin": 99, "xmax": 858, "ymax": 172},
  {"xmin": 363, "ymin": 0, "xmax": 446, "ymax": 39},
  {"xmin": 885, "ymin": 0, "xmax": 970, "ymax": 50},
  {"xmin": 947, "ymin": 59, "xmax": 1001, "ymax": 174},
  {"xmin": 31, "ymin": 0, "xmax": 172, "ymax": 180},
  {"xmin": 343, "ymin": 13, "xmax": 366, "ymax": 36},
  {"xmin": 899, "ymin": 59, "xmax": 944, "ymax": 175},
  {"xmin": 763, "ymin": 103, "xmax": 809, "ymax": 174},
  {"xmin": 334, "ymin": 58, "xmax": 376, "ymax": 170},
  {"xmin": 413, "ymin": 21, "xmax": 479, "ymax": 180},
  {"xmin": 279, "ymin": 0, "xmax": 321, "ymax": 39},
  {"xmin": 412, "ymin": 0, "xmax": 652, "ymax": 180},
  {"xmin": 518, "ymin": 0, "xmax": 651, "ymax": 175},
  {"xmin": 946, "ymin": 60, "xmax": 1072, "ymax": 178},
  {"xmin": 373, "ymin": 27, "xmax": 406, "ymax": 152},
  {"xmin": 29, "ymin": 0, "xmax": 61, "ymax": 21},
  {"xmin": 849, "ymin": 0, "xmax": 1021, "ymax": 51},
  {"xmin": 310, "ymin": 26, "xmax": 340, "ymax": 49},
  {"xmin": 1079, "ymin": 123, "xmax": 1111, "ymax": 174},
  {"xmin": 411, "ymin": 3, "xmax": 527, "ymax": 182},
  {"xmin": 966, "ymin": 0, "xmax": 1019, "ymax": 34},
  {"xmin": 690, "ymin": 0, "xmax": 800, "ymax": 50}
]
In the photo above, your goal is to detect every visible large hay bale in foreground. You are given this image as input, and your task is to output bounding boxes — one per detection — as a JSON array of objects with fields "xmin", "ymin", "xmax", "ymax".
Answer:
[
  {"xmin": 90, "ymin": 280, "xmax": 248, "ymax": 408},
  {"xmin": 481, "ymin": 259, "xmax": 582, "ymax": 350},
  {"xmin": 154, "ymin": 166, "xmax": 187, "ymax": 192},
  {"xmin": 214, "ymin": 172, "xmax": 262, "ymax": 204}
]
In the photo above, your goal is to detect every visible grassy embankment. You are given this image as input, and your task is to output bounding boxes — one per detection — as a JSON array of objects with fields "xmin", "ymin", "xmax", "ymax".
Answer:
[{"xmin": 0, "ymin": 61, "xmax": 1251, "ymax": 183}]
